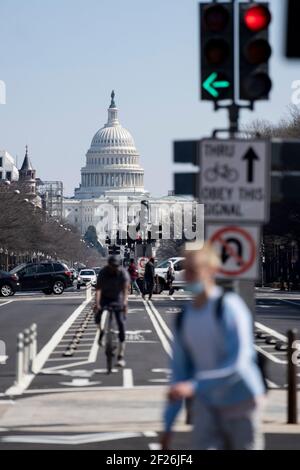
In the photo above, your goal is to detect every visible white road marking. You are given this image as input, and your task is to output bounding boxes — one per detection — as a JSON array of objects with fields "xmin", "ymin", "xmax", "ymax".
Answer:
[
  {"xmin": 88, "ymin": 331, "xmax": 99, "ymax": 363},
  {"xmin": 0, "ymin": 300, "xmax": 13, "ymax": 308},
  {"xmin": 11, "ymin": 296, "xmax": 85, "ymax": 302},
  {"xmin": 255, "ymin": 345, "xmax": 287, "ymax": 365},
  {"xmin": 148, "ymin": 301, "xmax": 174, "ymax": 341},
  {"xmin": 59, "ymin": 379, "xmax": 101, "ymax": 387},
  {"xmin": 278, "ymin": 298, "xmax": 300, "ymax": 308},
  {"xmin": 149, "ymin": 442, "xmax": 161, "ymax": 450},
  {"xmin": 47, "ymin": 357, "xmax": 88, "ymax": 362},
  {"xmin": 143, "ymin": 300, "xmax": 172, "ymax": 357},
  {"xmin": 149, "ymin": 379, "xmax": 169, "ymax": 383},
  {"xmin": 255, "ymin": 321, "xmax": 287, "ymax": 343},
  {"xmin": 266, "ymin": 379, "xmax": 280, "ymax": 389},
  {"xmin": 123, "ymin": 368, "xmax": 134, "ymax": 388},
  {"xmin": 23, "ymin": 384, "xmax": 166, "ymax": 395},
  {"xmin": 0, "ymin": 431, "xmax": 149, "ymax": 446}
]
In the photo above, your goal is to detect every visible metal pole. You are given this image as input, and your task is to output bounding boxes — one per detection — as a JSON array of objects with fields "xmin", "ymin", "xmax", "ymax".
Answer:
[
  {"xmin": 16, "ymin": 333, "xmax": 24, "ymax": 384},
  {"xmin": 287, "ymin": 329, "xmax": 298, "ymax": 424}
]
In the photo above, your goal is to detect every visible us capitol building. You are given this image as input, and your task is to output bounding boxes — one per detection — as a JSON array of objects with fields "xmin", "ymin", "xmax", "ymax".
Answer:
[{"xmin": 63, "ymin": 91, "xmax": 191, "ymax": 239}]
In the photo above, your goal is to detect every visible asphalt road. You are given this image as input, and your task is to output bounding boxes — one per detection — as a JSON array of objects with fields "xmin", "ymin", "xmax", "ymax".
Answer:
[
  {"xmin": 0, "ymin": 288, "xmax": 299, "ymax": 450},
  {"xmin": 0, "ymin": 291, "xmax": 85, "ymax": 394},
  {"xmin": 1, "ymin": 288, "xmax": 299, "ymax": 395}
]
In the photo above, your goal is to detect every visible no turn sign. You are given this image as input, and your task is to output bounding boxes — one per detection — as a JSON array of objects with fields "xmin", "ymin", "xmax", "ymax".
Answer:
[{"xmin": 206, "ymin": 224, "xmax": 260, "ymax": 280}]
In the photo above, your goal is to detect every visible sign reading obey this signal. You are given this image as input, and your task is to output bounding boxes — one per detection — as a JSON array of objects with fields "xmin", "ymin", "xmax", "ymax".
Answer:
[
  {"xmin": 206, "ymin": 224, "xmax": 260, "ymax": 280},
  {"xmin": 200, "ymin": 139, "xmax": 270, "ymax": 223}
]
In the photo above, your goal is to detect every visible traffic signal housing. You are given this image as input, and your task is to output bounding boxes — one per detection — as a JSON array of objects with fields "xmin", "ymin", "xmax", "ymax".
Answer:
[
  {"xmin": 286, "ymin": 0, "xmax": 300, "ymax": 58},
  {"xmin": 200, "ymin": 2, "xmax": 234, "ymax": 101},
  {"xmin": 239, "ymin": 3, "xmax": 272, "ymax": 101}
]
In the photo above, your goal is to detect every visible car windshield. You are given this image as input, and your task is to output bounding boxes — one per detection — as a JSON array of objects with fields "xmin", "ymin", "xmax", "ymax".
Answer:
[
  {"xmin": 80, "ymin": 270, "xmax": 95, "ymax": 276},
  {"xmin": 156, "ymin": 260, "xmax": 172, "ymax": 269},
  {"xmin": 10, "ymin": 264, "xmax": 27, "ymax": 274}
]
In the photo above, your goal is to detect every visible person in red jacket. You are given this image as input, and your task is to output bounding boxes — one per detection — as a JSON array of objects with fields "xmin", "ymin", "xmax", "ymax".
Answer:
[{"xmin": 128, "ymin": 259, "xmax": 140, "ymax": 295}]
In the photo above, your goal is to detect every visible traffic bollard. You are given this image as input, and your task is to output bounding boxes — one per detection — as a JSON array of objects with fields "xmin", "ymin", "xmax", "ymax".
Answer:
[
  {"xmin": 16, "ymin": 333, "xmax": 24, "ymax": 384},
  {"xmin": 29, "ymin": 324, "xmax": 37, "ymax": 371},
  {"xmin": 23, "ymin": 329, "xmax": 30, "ymax": 375},
  {"xmin": 287, "ymin": 329, "xmax": 298, "ymax": 424},
  {"xmin": 86, "ymin": 283, "xmax": 92, "ymax": 301}
]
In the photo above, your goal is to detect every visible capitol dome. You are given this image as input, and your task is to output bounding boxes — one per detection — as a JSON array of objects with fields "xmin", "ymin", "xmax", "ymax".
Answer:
[{"xmin": 75, "ymin": 91, "xmax": 145, "ymax": 199}]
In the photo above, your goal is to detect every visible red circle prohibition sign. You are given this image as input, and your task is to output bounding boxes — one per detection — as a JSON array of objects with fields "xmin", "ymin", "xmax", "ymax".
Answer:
[{"xmin": 209, "ymin": 226, "xmax": 256, "ymax": 276}]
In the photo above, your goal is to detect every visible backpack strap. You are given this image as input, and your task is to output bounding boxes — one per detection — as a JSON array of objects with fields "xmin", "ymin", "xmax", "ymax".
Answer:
[
  {"xmin": 176, "ymin": 292, "xmax": 227, "ymax": 333},
  {"xmin": 215, "ymin": 292, "xmax": 226, "ymax": 321}
]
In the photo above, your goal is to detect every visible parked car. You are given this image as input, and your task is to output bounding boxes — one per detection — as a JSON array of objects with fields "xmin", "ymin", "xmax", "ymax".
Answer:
[
  {"xmin": 155, "ymin": 257, "xmax": 186, "ymax": 294},
  {"xmin": 0, "ymin": 270, "xmax": 20, "ymax": 297},
  {"xmin": 77, "ymin": 269, "xmax": 97, "ymax": 289},
  {"xmin": 92, "ymin": 267, "xmax": 101, "ymax": 276},
  {"xmin": 10, "ymin": 262, "xmax": 73, "ymax": 295},
  {"xmin": 70, "ymin": 268, "xmax": 78, "ymax": 281}
]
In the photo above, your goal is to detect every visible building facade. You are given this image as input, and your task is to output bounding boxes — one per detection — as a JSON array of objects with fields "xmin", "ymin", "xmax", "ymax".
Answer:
[
  {"xmin": 0, "ymin": 151, "xmax": 19, "ymax": 182},
  {"xmin": 63, "ymin": 91, "xmax": 193, "ymax": 241},
  {"xmin": 75, "ymin": 91, "xmax": 145, "ymax": 199}
]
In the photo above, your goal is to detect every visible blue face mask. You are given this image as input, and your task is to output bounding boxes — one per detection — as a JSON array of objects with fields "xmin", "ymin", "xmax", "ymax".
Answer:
[{"xmin": 187, "ymin": 281, "xmax": 205, "ymax": 295}]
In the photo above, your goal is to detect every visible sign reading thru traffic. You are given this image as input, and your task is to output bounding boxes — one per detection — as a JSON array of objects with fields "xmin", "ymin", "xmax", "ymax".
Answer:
[{"xmin": 200, "ymin": 139, "xmax": 270, "ymax": 223}]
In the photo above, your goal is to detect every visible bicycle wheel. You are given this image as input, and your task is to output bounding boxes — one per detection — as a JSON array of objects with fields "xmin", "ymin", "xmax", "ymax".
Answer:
[{"xmin": 227, "ymin": 168, "xmax": 239, "ymax": 183}]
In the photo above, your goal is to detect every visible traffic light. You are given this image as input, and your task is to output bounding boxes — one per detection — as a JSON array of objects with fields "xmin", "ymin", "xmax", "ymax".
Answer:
[
  {"xmin": 108, "ymin": 245, "xmax": 121, "ymax": 255},
  {"xmin": 200, "ymin": 2, "xmax": 234, "ymax": 101},
  {"xmin": 239, "ymin": 3, "xmax": 272, "ymax": 101}
]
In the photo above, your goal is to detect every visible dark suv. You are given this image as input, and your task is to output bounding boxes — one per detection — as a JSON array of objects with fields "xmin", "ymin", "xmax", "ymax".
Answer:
[{"xmin": 10, "ymin": 262, "xmax": 73, "ymax": 295}]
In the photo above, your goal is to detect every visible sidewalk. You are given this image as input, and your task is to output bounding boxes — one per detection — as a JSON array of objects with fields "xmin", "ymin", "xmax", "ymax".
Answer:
[{"xmin": 0, "ymin": 388, "xmax": 299, "ymax": 449}]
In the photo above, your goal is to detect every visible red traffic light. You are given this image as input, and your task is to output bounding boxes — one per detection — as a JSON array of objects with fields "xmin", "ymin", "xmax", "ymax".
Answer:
[
  {"xmin": 244, "ymin": 5, "xmax": 271, "ymax": 32},
  {"xmin": 204, "ymin": 4, "xmax": 230, "ymax": 32}
]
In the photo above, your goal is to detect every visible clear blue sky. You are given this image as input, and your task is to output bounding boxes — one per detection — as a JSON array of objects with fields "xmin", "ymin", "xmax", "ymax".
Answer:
[{"xmin": 0, "ymin": 0, "xmax": 297, "ymax": 196}]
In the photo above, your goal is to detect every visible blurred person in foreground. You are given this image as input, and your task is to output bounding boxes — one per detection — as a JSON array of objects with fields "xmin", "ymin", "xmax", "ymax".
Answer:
[{"xmin": 162, "ymin": 244, "xmax": 266, "ymax": 450}]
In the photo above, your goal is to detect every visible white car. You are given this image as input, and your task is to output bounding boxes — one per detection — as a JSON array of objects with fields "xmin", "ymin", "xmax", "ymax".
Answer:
[
  {"xmin": 155, "ymin": 257, "xmax": 186, "ymax": 294},
  {"xmin": 77, "ymin": 269, "xmax": 97, "ymax": 289}
]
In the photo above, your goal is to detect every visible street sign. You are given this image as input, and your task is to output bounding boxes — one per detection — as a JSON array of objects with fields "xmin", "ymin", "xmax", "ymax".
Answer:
[
  {"xmin": 206, "ymin": 224, "xmax": 260, "ymax": 280},
  {"xmin": 200, "ymin": 139, "xmax": 270, "ymax": 222},
  {"xmin": 174, "ymin": 140, "xmax": 199, "ymax": 165}
]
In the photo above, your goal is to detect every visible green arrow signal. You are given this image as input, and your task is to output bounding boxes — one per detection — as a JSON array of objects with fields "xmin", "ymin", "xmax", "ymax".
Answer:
[{"xmin": 203, "ymin": 72, "xmax": 230, "ymax": 98}]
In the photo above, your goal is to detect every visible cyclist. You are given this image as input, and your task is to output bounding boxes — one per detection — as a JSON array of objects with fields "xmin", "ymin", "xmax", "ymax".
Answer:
[{"xmin": 94, "ymin": 255, "xmax": 130, "ymax": 367}]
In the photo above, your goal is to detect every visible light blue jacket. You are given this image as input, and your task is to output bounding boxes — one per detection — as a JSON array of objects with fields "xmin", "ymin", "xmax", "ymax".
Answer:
[{"xmin": 164, "ymin": 291, "xmax": 265, "ymax": 433}]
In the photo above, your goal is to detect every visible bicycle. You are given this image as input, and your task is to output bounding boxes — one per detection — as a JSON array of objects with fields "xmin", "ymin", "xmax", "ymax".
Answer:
[{"xmin": 204, "ymin": 164, "xmax": 239, "ymax": 183}]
